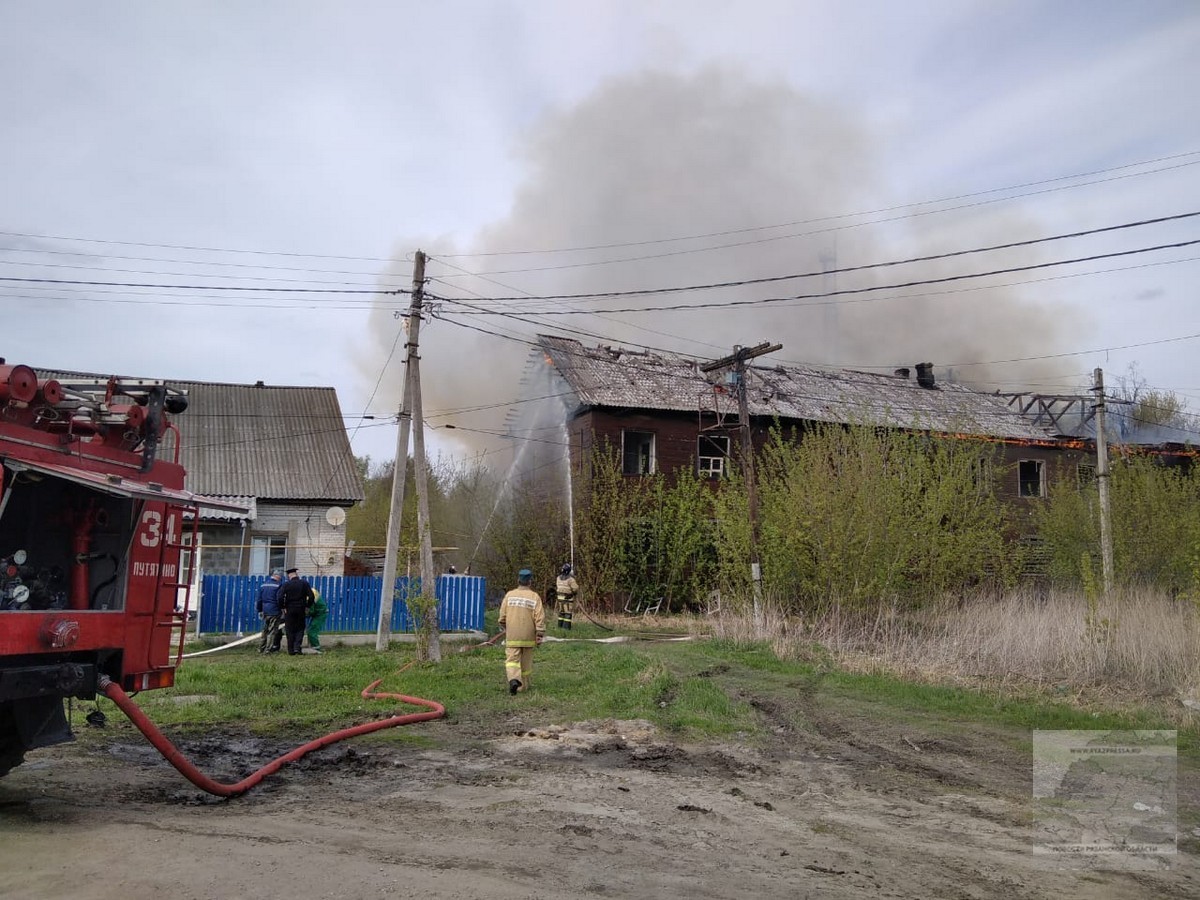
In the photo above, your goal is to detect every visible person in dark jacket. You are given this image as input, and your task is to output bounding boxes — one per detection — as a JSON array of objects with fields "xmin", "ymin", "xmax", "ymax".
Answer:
[
  {"xmin": 256, "ymin": 569, "xmax": 284, "ymax": 653},
  {"xmin": 278, "ymin": 568, "xmax": 314, "ymax": 655}
]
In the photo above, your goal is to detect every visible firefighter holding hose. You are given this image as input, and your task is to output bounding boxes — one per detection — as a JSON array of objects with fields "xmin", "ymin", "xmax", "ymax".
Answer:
[
  {"xmin": 497, "ymin": 568, "xmax": 544, "ymax": 695},
  {"xmin": 555, "ymin": 563, "xmax": 579, "ymax": 630}
]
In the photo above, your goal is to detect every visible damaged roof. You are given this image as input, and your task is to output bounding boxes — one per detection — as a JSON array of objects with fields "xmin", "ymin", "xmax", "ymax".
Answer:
[{"xmin": 538, "ymin": 335, "xmax": 1056, "ymax": 442}]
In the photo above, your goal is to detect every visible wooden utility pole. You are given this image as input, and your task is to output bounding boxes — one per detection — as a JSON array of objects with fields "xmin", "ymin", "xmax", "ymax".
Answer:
[
  {"xmin": 1093, "ymin": 367, "xmax": 1114, "ymax": 594},
  {"xmin": 701, "ymin": 342, "xmax": 782, "ymax": 619},
  {"xmin": 376, "ymin": 251, "xmax": 425, "ymax": 650},
  {"xmin": 408, "ymin": 283, "xmax": 441, "ymax": 662}
]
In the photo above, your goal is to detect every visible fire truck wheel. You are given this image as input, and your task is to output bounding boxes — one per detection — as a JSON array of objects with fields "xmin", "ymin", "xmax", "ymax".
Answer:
[
  {"xmin": 0, "ymin": 708, "xmax": 26, "ymax": 778},
  {"xmin": 0, "ymin": 743, "xmax": 22, "ymax": 777}
]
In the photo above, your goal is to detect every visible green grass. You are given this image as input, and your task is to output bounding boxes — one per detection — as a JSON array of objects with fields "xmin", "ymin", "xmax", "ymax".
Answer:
[{"xmin": 124, "ymin": 632, "xmax": 1195, "ymax": 772}]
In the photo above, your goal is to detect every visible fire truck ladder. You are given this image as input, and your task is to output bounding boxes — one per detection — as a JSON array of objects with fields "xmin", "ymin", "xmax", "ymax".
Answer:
[{"xmin": 151, "ymin": 502, "xmax": 202, "ymax": 668}]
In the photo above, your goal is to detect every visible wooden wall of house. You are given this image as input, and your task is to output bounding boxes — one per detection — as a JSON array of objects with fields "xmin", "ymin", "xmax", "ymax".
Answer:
[
  {"xmin": 568, "ymin": 407, "xmax": 1098, "ymax": 529},
  {"xmin": 994, "ymin": 442, "xmax": 1091, "ymax": 535},
  {"xmin": 571, "ymin": 408, "xmax": 747, "ymax": 484}
]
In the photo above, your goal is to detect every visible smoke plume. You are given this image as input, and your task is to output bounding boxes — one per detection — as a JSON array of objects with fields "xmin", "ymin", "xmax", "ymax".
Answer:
[{"xmin": 362, "ymin": 66, "xmax": 1077, "ymax": 461}]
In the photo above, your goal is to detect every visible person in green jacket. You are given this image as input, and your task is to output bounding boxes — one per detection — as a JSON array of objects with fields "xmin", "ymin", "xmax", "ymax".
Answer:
[{"xmin": 305, "ymin": 586, "xmax": 328, "ymax": 653}]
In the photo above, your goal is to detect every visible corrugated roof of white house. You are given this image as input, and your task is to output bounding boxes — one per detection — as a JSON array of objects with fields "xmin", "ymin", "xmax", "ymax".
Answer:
[
  {"xmin": 35, "ymin": 369, "xmax": 364, "ymax": 502},
  {"xmin": 539, "ymin": 335, "xmax": 1056, "ymax": 442}
]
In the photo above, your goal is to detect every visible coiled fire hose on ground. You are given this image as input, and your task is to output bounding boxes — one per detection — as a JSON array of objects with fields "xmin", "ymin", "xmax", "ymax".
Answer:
[{"xmin": 99, "ymin": 674, "xmax": 445, "ymax": 797}]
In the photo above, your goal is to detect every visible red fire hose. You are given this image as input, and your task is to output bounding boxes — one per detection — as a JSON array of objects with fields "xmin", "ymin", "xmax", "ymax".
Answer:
[{"xmin": 99, "ymin": 675, "xmax": 445, "ymax": 797}]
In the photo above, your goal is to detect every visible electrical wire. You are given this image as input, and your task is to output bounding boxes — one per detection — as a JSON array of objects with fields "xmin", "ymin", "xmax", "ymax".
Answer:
[
  {"xmin": 432, "ymin": 150, "xmax": 1200, "ymax": 258},
  {"xmin": 432, "ymin": 161, "xmax": 1200, "ymax": 275},
  {"xmin": 425, "ymin": 313, "xmax": 1200, "ymax": 428},
  {"xmin": 0, "ymin": 243, "xmax": 404, "ymax": 279},
  {"xmin": 6, "ymin": 150, "xmax": 1194, "ymax": 267},
  {"xmin": 426, "ymin": 211, "xmax": 1200, "ymax": 302},
  {"xmin": 0, "ymin": 275, "xmax": 404, "ymax": 294},
  {"xmin": 0, "ymin": 257, "xmax": 410, "ymax": 289},
  {"xmin": 429, "ymin": 238, "xmax": 1200, "ymax": 315}
]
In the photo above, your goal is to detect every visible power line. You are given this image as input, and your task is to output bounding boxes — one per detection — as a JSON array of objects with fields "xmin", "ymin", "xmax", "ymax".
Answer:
[
  {"xmin": 0, "ymin": 275, "xmax": 405, "ymax": 294},
  {"xmin": 0, "ymin": 231, "xmax": 406, "ymax": 264},
  {"xmin": 428, "ymin": 309, "xmax": 1200, "ymax": 416},
  {"xmin": 430, "ymin": 151, "xmax": 1200, "ymax": 258},
  {"xmin": 5, "ymin": 245, "xmax": 1191, "ymax": 315},
  {"xmin": 945, "ymin": 331, "xmax": 1200, "ymax": 369},
  {"xmin": 429, "ymin": 238, "xmax": 1200, "ymax": 315},
  {"xmin": 0, "ymin": 294, "xmax": 398, "ymax": 314},
  {"xmin": 428, "ymin": 256, "xmax": 732, "ymax": 355},
  {"xmin": 0, "ymin": 243, "xmax": 401, "ymax": 278},
  {"xmin": 0, "ymin": 257, "xmax": 409, "ymax": 289},
  {"xmin": 431, "ymin": 161, "xmax": 1200, "ymax": 276},
  {"xmin": 426, "ymin": 210, "xmax": 1200, "ymax": 303},
  {"xmin": 7, "ymin": 150, "xmax": 1194, "ymax": 267}
]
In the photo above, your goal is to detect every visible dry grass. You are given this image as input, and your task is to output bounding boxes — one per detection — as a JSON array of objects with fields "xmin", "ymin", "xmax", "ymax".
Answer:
[{"xmin": 706, "ymin": 587, "xmax": 1200, "ymax": 704}]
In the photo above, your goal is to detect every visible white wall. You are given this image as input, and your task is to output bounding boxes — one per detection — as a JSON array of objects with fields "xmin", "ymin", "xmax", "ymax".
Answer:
[{"xmin": 253, "ymin": 501, "xmax": 348, "ymax": 577}]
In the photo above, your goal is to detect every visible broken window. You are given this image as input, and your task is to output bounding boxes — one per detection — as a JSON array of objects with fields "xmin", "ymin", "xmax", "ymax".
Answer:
[
  {"xmin": 622, "ymin": 430, "xmax": 655, "ymax": 476},
  {"xmin": 1018, "ymin": 459, "xmax": 1045, "ymax": 498},
  {"xmin": 1077, "ymin": 463, "xmax": 1097, "ymax": 487},
  {"xmin": 697, "ymin": 434, "xmax": 730, "ymax": 478}
]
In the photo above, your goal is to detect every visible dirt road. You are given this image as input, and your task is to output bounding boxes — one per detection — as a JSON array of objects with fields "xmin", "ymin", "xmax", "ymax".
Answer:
[{"xmin": 1, "ymin": 703, "xmax": 1196, "ymax": 899}]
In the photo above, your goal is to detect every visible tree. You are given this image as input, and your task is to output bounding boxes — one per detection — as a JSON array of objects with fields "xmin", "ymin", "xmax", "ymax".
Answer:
[
  {"xmin": 1112, "ymin": 362, "xmax": 1198, "ymax": 437},
  {"xmin": 346, "ymin": 456, "xmax": 414, "ymax": 549}
]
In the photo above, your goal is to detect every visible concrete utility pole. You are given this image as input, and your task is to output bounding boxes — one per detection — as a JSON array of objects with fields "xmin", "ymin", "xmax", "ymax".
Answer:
[
  {"xmin": 701, "ymin": 342, "xmax": 782, "ymax": 620},
  {"xmin": 408, "ymin": 283, "xmax": 441, "ymax": 662},
  {"xmin": 376, "ymin": 251, "xmax": 425, "ymax": 651},
  {"xmin": 1093, "ymin": 367, "xmax": 1114, "ymax": 594}
]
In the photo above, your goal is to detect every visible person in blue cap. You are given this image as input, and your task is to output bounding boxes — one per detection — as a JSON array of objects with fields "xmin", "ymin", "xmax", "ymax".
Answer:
[
  {"xmin": 497, "ymin": 567, "xmax": 545, "ymax": 694},
  {"xmin": 255, "ymin": 569, "xmax": 285, "ymax": 653}
]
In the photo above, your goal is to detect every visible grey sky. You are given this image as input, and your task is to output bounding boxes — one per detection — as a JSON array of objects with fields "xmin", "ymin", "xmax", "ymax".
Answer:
[{"xmin": 2, "ymin": 1, "xmax": 1198, "ymax": 464}]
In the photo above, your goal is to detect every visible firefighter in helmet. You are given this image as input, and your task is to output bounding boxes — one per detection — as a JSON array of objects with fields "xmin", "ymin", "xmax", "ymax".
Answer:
[
  {"xmin": 555, "ymin": 563, "xmax": 579, "ymax": 630},
  {"xmin": 497, "ymin": 568, "xmax": 545, "ymax": 694}
]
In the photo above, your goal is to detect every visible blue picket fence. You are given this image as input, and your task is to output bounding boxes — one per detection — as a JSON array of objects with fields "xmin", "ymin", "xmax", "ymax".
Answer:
[{"xmin": 197, "ymin": 574, "xmax": 485, "ymax": 635}]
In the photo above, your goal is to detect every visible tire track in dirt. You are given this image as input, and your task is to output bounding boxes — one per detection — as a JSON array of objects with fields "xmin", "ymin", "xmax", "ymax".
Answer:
[{"xmin": 739, "ymin": 675, "xmax": 1017, "ymax": 799}]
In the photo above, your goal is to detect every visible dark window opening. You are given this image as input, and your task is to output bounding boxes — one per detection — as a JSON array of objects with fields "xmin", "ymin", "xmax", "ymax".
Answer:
[
  {"xmin": 1077, "ymin": 463, "xmax": 1097, "ymax": 487},
  {"xmin": 623, "ymin": 430, "xmax": 655, "ymax": 476},
  {"xmin": 1018, "ymin": 459, "xmax": 1045, "ymax": 498},
  {"xmin": 698, "ymin": 434, "xmax": 731, "ymax": 478}
]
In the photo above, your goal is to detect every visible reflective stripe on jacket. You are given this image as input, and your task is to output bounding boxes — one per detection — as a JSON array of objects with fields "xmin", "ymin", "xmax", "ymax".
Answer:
[
  {"xmin": 499, "ymin": 587, "xmax": 544, "ymax": 647},
  {"xmin": 555, "ymin": 575, "xmax": 578, "ymax": 601}
]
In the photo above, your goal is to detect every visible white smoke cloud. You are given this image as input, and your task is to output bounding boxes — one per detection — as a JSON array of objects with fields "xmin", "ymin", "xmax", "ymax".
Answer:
[{"xmin": 362, "ymin": 65, "xmax": 1077, "ymax": 460}]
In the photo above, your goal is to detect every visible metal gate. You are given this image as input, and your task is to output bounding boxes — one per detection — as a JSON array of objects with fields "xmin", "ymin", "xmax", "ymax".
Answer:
[{"xmin": 197, "ymin": 574, "xmax": 485, "ymax": 634}]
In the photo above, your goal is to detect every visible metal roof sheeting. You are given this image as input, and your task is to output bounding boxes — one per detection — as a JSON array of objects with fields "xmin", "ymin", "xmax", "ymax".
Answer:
[
  {"xmin": 539, "ymin": 336, "xmax": 1055, "ymax": 442},
  {"xmin": 196, "ymin": 495, "xmax": 257, "ymax": 522},
  {"xmin": 171, "ymin": 380, "xmax": 364, "ymax": 501},
  {"xmin": 36, "ymin": 369, "xmax": 365, "ymax": 502}
]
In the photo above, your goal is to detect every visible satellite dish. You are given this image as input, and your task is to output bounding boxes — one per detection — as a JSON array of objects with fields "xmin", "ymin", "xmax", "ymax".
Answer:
[{"xmin": 325, "ymin": 506, "xmax": 347, "ymax": 527}]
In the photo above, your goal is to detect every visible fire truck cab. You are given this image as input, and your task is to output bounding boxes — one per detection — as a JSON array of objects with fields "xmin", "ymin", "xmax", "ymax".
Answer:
[{"xmin": 0, "ymin": 360, "xmax": 222, "ymax": 777}]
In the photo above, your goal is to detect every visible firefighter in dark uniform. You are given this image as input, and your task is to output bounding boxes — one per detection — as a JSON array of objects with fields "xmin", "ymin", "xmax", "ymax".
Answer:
[
  {"xmin": 278, "ymin": 568, "xmax": 314, "ymax": 656},
  {"xmin": 555, "ymin": 563, "xmax": 578, "ymax": 630}
]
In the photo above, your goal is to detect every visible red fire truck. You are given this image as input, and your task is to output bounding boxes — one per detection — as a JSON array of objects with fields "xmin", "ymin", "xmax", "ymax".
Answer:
[{"xmin": 0, "ymin": 360, "xmax": 227, "ymax": 777}]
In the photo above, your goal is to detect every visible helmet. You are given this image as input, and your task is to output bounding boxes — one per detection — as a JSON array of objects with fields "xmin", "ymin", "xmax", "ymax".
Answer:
[{"xmin": 560, "ymin": 564, "xmax": 572, "ymax": 576}]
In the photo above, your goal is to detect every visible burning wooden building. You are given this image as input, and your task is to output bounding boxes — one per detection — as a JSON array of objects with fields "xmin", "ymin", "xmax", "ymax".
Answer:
[{"xmin": 536, "ymin": 334, "xmax": 1104, "ymax": 512}]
